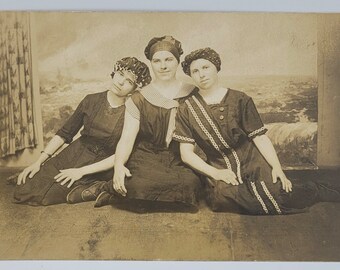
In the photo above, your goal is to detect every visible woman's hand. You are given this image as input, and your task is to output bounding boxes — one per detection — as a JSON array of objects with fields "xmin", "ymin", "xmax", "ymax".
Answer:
[
  {"xmin": 272, "ymin": 167, "xmax": 292, "ymax": 193},
  {"xmin": 17, "ymin": 162, "xmax": 41, "ymax": 185},
  {"xmin": 112, "ymin": 165, "xmax": 132, "ymax": 197},
  {"xmin": 211, "ymin": 168, "xmax": 239, "ymax": 186},
  {"xmin": 54, "ymin": 168, "xmax": 85, "ymax": 188}
]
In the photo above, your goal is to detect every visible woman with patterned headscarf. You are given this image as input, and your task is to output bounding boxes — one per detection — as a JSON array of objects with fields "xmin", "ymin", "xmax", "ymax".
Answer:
[
  {"xmin": 14, "ymin": 57, "xmax": 151, "ymax": 206},
  {"xmin": 174, "ymin": 47, "xmax": 340, "ymax": 215},
  {"xmin": 92, "ymin": 36, "xmax": 203, "ymax": 211}
]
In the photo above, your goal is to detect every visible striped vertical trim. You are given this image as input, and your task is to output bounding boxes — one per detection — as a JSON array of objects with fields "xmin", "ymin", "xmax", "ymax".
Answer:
[
  {"xmin": 165, "ymin": 107, "xmax": 177, "ymax": 147},
  {"xmin": 191, "ymin": 96, "xmax": 243, "ymax": 184},
  {"xmin": 250, "ymin": 182, "xmax": 269, "ymax": 214},
  {"xmin": 260, "ymin": 181, "xmax": 282, "ymax": 214},
  {"xmin": 185, "ymin": 100, "xmax": 232, "ymax": 170}
]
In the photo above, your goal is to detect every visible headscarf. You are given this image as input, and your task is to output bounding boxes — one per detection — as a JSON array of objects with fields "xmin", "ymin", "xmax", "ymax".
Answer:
[
  {"xmin": 144, "ymin": 36, "xmax": 183, "ymax": 62},
  {"xmin": 111, "ymin": 57, "xmax": 152, "ymax": 88},
  {"xmin": 181, "ymin": 47, "xmax": 221, "ymax": 76}
]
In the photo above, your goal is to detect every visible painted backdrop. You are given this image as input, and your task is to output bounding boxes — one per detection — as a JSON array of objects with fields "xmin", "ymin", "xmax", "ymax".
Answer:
[{"xmin": 35, "ymin": 12, "xmax": 318, "ymax": 169}]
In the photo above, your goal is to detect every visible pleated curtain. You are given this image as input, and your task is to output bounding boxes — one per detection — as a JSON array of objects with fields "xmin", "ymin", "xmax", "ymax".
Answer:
[{"xmin": 0, "ymin": 12, "xmax": 37, "ymax": 158}]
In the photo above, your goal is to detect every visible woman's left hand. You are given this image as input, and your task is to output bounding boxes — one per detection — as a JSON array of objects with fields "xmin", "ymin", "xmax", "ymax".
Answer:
[
  {"xmin": 272, "ymin": 167, "xmax": 292, "ymax": 193},
  {"xmin": 54, "ymin": 168, "xmax": 85, "ymax": 188}
]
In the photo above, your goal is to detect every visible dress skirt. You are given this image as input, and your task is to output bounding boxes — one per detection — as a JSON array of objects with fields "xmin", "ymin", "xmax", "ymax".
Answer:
[
  {"xmin": 102, "ymin": 145, "xmax": 203, "ymax": 212},
  {"xmin": 14, "ymin": 137, "xmax": 114, "ymax": 206}
]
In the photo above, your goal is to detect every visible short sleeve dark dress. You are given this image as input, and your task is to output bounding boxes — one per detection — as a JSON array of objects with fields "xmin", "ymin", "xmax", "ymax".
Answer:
[
  {"xmin": 101, "ymin": 83, "xmax": 203, "ymax": 211},
  {"xmin": 14, "ymin": 91, "xmax": 125, "ymax": 205},
  {"xmin": 174, "ymin": 88, "xmax": 340, "ymax": 215}
]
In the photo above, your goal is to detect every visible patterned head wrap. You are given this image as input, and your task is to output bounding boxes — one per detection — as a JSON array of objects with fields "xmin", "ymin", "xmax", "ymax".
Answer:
[
  {"xmin": 111, "ymin": 57, "xmax": 152, "ymax": 88},
  {"xmin": 181, "ymin": 47, "xmax": 221, "ymax": 76},
  {"xmin": 144, "ymin": 35, "xmax": 183, "ymax": 62}
]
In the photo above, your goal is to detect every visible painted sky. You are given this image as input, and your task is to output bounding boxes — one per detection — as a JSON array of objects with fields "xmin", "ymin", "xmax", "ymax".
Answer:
[{"xmin": 35, "ymin": 12, "xmax": 317, "ymax": 81}]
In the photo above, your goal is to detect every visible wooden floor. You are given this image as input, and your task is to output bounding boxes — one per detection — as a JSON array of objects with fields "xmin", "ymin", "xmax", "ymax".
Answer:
[{"xmin": 0, "ymin": 167, "xmax": 340, "ymax": 261}]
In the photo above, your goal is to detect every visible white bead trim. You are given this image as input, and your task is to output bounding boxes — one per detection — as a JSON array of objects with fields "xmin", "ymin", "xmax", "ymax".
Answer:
[
  {"xmin": 173, "ymin": 133, "xmax": 195, "ymax": 143},
  {"xmin": 248, "ymin": 126, "xmax": 266, "ymax": 138},
  {"xmin": 251, "ymin": 182, "xmax": 269, "ymax": 214},
  {"xmin": 186, "ymin": 100, "xmax": 232, "ymax": 170},
  {"xmin": 260, "ymin": 181, "xmax": 282, "ymax": 214},
  {"xmin": 191, "ymin": 96, "xmax": 243, "ymax": 184}
]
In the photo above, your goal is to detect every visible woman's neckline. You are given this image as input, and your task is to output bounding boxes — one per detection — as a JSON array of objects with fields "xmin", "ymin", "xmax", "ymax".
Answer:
[
  {"xmin": 151, "ymin": 81, "xmax": 183, "ymax": 100},
  {"xmin": 106, "ymin": 90, "xmax": 125, "ymax": 109},
  {"xmin": 197, "ymin": 87, "xmax": 229, "ymax": 105}
]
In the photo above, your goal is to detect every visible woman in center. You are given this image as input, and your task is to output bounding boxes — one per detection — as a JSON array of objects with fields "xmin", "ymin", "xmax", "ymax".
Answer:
[{"xmin": 94, "ymin": 36, "xmax": 202, "ymax": 211}]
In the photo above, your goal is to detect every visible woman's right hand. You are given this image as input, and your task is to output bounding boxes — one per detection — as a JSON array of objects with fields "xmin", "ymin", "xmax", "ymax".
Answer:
[
  {"xmin": 17, "ymin": 162, "xmax": 41, "ymax": 185},
  {"xmin": 112, "ymin": 165, "xmax": 132, "ymax": 197},
  {"xmin": 211, "ymin": 168, "xmax": 239, "ymax": 186}
]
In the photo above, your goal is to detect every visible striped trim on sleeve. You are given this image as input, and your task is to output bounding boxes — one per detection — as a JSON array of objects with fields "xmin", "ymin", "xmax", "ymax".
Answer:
[
  {"xmin": 173, "ymin": 133, "xmax": 195, "ymax": 144},
  {"xmin": 248, "ymin": 126, "xmax": 267, "ymax": 139}
]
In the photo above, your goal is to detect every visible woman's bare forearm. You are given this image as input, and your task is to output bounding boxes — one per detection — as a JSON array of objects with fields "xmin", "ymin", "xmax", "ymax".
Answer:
[
  {"xmin": 77, "ymin": 155, "xmax": 116, "ymax": 176},
  {"xmin": 114, "ymin": 111, "xmax": 140, "ymax": 168},
  {"xmin": 37, "ymin": 135, "xmax": 65, "ymax": 164},
  {"xmin": 253, "ymin": 134, "xmax": 283, "ymax": 170},
  {"xmin": 180, "ymin": 143, "xmax": 217, "ymax": 178}
]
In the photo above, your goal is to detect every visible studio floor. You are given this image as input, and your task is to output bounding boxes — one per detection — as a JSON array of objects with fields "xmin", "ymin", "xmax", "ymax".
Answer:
[{"xmin": 0, "ymin": 167, "xmax": 339, "ymax": 261}]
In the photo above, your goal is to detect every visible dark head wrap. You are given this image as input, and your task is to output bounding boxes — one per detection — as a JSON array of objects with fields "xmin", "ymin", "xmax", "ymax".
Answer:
[
  {"xmin": 111, "ymin": 57, "xmax": 152, "ymax": 88},
  {"xmin": 181, "ymin": 47, "xmax": 221, "ymax": 76},
  {"xmin": 144, "ymin": 35, "xmax": 183, "ymax": 62}
]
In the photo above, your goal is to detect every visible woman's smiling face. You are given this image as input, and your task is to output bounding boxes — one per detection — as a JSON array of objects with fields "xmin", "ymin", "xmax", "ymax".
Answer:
[{"xmin": 150, "ymin": 50, "xmax": 179, "ymax": 81}]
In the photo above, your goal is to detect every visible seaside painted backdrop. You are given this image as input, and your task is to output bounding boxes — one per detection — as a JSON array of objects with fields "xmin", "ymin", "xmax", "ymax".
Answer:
[{"xmin": 36, "ymin": 12, "xmax": 318, "ymax": 169}]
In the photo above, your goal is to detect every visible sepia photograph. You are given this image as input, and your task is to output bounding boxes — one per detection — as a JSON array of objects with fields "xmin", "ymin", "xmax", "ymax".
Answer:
[{"xmin": 0, "ymin": 10, "xmax": 339, "ymax": 264}]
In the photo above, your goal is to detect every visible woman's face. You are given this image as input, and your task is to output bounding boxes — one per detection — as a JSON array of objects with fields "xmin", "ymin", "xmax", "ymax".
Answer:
[
  {"xmin": 111, "ymin": 70, "xmax": 137, "ymax": 97},
  {"xmin": 150, "ymin": 51, "xmax": 179, "ymax": 81},
  {"xmin": 189, "ymin": 59, "xmax": 219, "ymax": 90}
]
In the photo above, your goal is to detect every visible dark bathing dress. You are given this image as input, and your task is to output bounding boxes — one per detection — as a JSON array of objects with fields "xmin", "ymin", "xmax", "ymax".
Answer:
[
  {"xmin": 14, "ymin": 91, "xmax": 125, "ymax": 206},
  {"xmin": 174, "ymin": 88, "xmax": 340, "ymax": 215},
  {"xmin": 100, "ymin": 83, "xmax": 203, "ymax": 212}
]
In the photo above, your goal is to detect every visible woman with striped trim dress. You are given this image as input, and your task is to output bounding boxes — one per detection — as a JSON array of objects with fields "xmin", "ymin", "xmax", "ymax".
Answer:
[
  {"xmin": 13, "ymin": 57, "xmax": 151, "ymax": 206},
  {"xmin": 93, "ymin": 36, "xmax": 202, "ymax": 211},
  {"xmin": 174, "ymin": 47, "xmax": 340, "ymax": 215}
]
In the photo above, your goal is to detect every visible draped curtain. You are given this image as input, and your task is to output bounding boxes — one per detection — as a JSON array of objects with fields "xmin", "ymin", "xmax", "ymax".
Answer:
[{"xmin": 0, "ymin": 12, "xmax": 37, "ymax": 158}]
